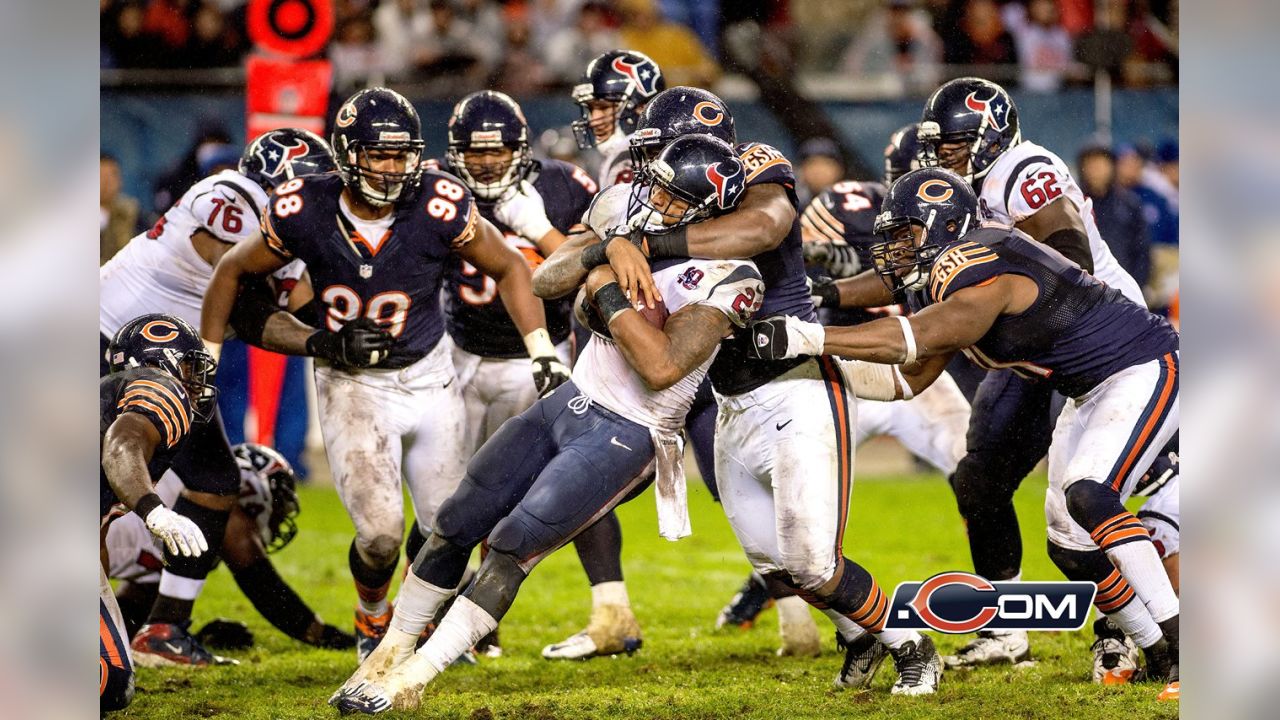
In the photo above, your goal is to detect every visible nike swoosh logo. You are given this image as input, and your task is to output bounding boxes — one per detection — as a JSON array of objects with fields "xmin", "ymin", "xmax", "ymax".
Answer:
[
  {"xmin": 610, "ymin": 436, "xmax": 632, "ymax": 451},
  {"xmin": 163, "ymin": 641, "xmax": 184, "ymax": 654},
  {"xmin": 776, "ymin": 419, "xmax": 793, "ymax": 431}
]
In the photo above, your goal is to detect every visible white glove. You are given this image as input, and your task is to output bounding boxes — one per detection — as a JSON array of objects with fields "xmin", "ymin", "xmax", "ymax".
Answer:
[
  {"xmin": 494, "ymin": 180, "xmax": 554, "ymax": 242},
  {"xmin": 144, "ymin": 505, "xmax": 209, "ymax": 558}
]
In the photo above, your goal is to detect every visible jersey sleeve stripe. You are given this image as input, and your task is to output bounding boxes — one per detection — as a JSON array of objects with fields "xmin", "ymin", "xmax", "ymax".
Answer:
[
  {"xmin": 807, "ymin": 201, "xmax": 846, "ymax": 235},
  {"xmin": 118, "ymin": 396, "xmax": 179, "ymax": 447},
  {"xmin": 450, "ymin": 201, "xmax": 480, "ymax": 248},
  {"xmin": 800, "ymin": 205, "xmax": 845, "ymax": 244},
  {"xmin": 1001, "ymin": 154, "xmax": 1055, "ymax": 213},
  {"xmin": 261, "ymin": 209, "xmax": 293, "ymax": 259},
  {"xmin": 931, "ymin": 254, "xmax": 997, "ymax": 300},
  {"xmin": 130, "ymin": 379, "xmax": 191, "ymax": 434},
  {"xmin": 744, "ymin": 157, "xmax": 792, "ymax": 184}
]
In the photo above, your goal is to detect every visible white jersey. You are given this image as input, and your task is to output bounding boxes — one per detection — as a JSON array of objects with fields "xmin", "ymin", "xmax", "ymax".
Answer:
[
  {"xmin": 595, "ymin": 131, "xmax": 636, "ymax": 189},
  {"xmin": 99, "ymin": 170, "xmax": 305, "ymax": 337},
  {"xmin": 105, "ymin": 472, "xmax": 182, "ymax": 584},
  {"xmin": 976, "ymin": 141, "xmax": 1145, "ymax": 306}
]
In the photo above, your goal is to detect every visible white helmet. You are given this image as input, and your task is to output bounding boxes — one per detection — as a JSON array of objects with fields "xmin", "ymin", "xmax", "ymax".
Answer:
[{"xmin": 232, "ymin": 444, "xmax": 300, "ymax": 553}]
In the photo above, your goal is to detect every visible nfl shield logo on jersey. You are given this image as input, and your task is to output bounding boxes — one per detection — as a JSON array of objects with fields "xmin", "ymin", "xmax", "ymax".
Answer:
[{"xmin": 359, "ymin": 264, "xmax": 373, "ymax": 279}]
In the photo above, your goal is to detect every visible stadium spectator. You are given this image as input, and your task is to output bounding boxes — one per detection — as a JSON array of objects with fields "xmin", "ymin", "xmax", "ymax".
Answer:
[
  {"xmin": 795, "ymin": 137, "xmax": 845, "ymax": 207},
  {"xmin": 839, "ymin": 0, "xmax": 943, "ymax": 95},
  {"xmin": 1115, "ymin": 141, "xmax": 1178, "ymax": 310},
  {"xmin": 150, "ymin": 125, "xmax": 235, "ymax": 217},
  {"xmin": 372, "ymin": 0, "xmax": 433, "ymax": 81},
  {"xmin": 183, "ymin": 1, "xmax": 242, "ymax": 68},
  {"xmin": 1004, "ymin": 0, "xmax": 1074, "ymax": 92},
  {"xmin": 410, "ymin": 0, "xmax": 501, "ymax": 95},
  {"xmin": 143, "ymin": 0, "xmax": 192, "ymax": 57},
  {"xmin": 658, "ymin": 0, "xmax": 722, "ymax": 57},
  {"xmin": 543, "ymin": 0, "xmax": 621, "ymax": 85},
  {"xmin": 942, "ymin": 0, "xmax": 1017, "ymax": 68},
  {"xmin": 617, "ymin": 0, "xmax": 720, "ymax": 87},
  {"xmin": 102, "ymin": 1, "xmax": 161, "ymax": 69},
  {"xmin": 100, "ymin": 154, "xmax": 141, "ymax": 265},
  {"xmin": 491, "ymin": 3, "xmax": 555, "ymax": 95},
  {"xmin": 329, "ymin": 14, "xmax": 384, "ymax": 94},
  {"xmin": 1077, "ymin": 143, "xmax": 1150, "ymax": 288}
]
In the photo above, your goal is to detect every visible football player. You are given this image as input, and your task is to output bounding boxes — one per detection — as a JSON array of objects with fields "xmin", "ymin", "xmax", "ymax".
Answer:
[
  {"xmin": 99, "ymin": 127, "xmax": 332, "ymax": 666},
  {"xmin": 603, "ymin": 88, "xmax": 946, "ymax": 695},
  {"xmin": 572, "ymin": 49, "xmax": 666, "ymax": 187},
  {"xmin": 201, "ymin": 87, "xmax": 557, "ymax": 663},
  {"xmin": 329, "ymin": 135, "xmax": 765, "ymax": 713},
  {"xmin": 106, "ymin": 444, "xmax": 354, "ymax": 651},
  {"xmin": 749, "ymin": 168, "xmax": 1180, "ymax": 701},
  {"xmin": 99, "ymin": 314, "xmax": 217, "ymax": 711}
]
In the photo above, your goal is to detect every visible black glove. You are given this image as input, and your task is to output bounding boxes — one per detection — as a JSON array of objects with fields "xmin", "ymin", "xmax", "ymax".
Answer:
[
  {"xmin": 307, "ymin": 622, "xmax": 357, "ymax": 650},
  {"xmin": 194, "ymin": 618, "xmax": 255, "ymax": 650},
  {"xmin": 808, "ymin": 276, "xmax": 840, "ymax": 309},
  {"xmin": 532, "ymin": 355, "xmax": 571, "ymax": 396},
  {"xmin": 1134, "ymin": 449, "xmax": 1179, "ymax": 497},
  {"xmin": 748, "ymin": 318, "xmax": 792, "ymax": 361},
  {"xmin": 305, "ymin": 317, "xmax": 394, "ymax": 368},
  {"xmin": 802, "ymin": 240, "xmax": 862, "ymax": 278}
]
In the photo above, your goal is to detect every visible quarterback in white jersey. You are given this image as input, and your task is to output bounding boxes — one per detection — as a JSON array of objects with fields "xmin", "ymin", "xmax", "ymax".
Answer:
[{"xmin": 570, "ymin": 49, "xmax": 666, "ymax": 188}]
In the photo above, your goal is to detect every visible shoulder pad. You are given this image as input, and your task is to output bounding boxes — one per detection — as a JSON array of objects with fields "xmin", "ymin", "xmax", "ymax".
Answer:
[
  {"xmin": 665, "ymin": 260, "xmax": 764, "ymax": 327},
  {"xmin": 117, "ymin": 371, "xmax": 193, "ymax": 449},
  {"xmin": 928, "ymin": 240, "xmax": 1003, "ymax": 302}
]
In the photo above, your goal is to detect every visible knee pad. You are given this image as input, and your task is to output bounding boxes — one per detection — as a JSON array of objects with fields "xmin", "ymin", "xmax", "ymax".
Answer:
[
  {"xmin": 950, "ymin": 455, "xmax": 1022, "ymax": 521},
  {"xmin": 1064, "ymin": 481, "xmax": 1128, "ymax": 534},
  {"xmin": 99, "ymin": 658, "xmax": 135, "ymax": 712},
  {"xmin": 464, "ymin": 550, "xmax": 527, "ymax": 619},
  {"xmin": 486, "ymin": 513, "xmax": 541, "ymax": 560}
]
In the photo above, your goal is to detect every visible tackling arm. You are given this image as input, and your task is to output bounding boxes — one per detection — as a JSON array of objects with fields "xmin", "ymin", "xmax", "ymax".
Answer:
[
  {"xmin": 1016, "ymin": 196, "xmax": 1094, "ymax": 274},
  {"xmin": 648, "ymin": 184, "xmax": 797, "ymax": 259},
  {"xmin": 530, "ymin": 229, "xmax": 599, "ymax": 299},
  {"xmin": 202, "ymin": 234, "xmax": 289, "ymax": 354},
  {"xmin": 833, "ymin": 269, "xmax": 897, "ymax": 308}
]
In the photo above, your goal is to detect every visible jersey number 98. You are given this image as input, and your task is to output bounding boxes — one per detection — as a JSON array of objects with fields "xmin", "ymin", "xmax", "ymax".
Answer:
[
  {"xmin": 322, "ymin": 286, "xmax": 411, "ymax": 338},
  {"xmin": 427, "ymin": 178, "xmax": 466, "ymax": 222}
]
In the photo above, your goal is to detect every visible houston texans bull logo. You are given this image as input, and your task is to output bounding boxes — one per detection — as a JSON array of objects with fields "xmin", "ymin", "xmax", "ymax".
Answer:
[
  {"xmin": 610, "ymin": 55, "xmax": 662, "ymax": 96},
  {"xmin": 964, "ymin": 87, "xmax": 1010, "ymax": 132},
  {"xmin": 253, "ymin": 137, "xmax": 313, "ymax": 182},
  {"xmin": 705, "ymin": 160, "xmax": 745, "ymax": 210}
]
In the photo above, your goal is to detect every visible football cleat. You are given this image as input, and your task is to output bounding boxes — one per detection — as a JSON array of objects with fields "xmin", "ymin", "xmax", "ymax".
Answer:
[
  {"xmin": 776, "ymin": 596, "xmax": 821, "ymax": 657},
  {"xmin": 335, "ymin": 654, "xmax": 435, "ymax": 714},
  {"xmin": 834, "ymin": 632, "xmax": 887, "ymax": 689},
  {"xmin": 332, "ymin": 681, "xmax": 393, "ymax": 715},
  {"xmin": 715, "ymin": 574, "xmax": 773, "ymax": 629},
  {"xmin": 889, "ymin": 635, "xmax": 943, "ymax": 696},
  {"xmin": 475, "ymin": 627, "xmax": 503, "ymax": 659},
  {"xmin": 943, "ymin": 629, "xmax": 1030, "ymax": 668},
  {"xmin": 331, "ymin": 627, "xmax": 418, "ymax": 706},
  {"xmin": 130, "ymin": 622, "xmax": 239, "ymax": 667},
  {"xmin": 542, "ymin": 604, "xmax": 643, "ymax": 660},
  {"xmin": 355, "ymin": 605, "xmax": 395, "ymax": 664},
  {"xmin": 1158, "ymin": 680, "xmax": 1180, "ymax": 701},
  {"xmin": 1091, "ymin": 617, "xmax": 1140, "ymax": 685}
]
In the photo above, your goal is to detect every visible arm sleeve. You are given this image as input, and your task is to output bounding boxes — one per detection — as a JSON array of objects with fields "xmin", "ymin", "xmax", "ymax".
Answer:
[{"xmin": 117, "ymin": 376, "xmax": 193, "ymax": 449}]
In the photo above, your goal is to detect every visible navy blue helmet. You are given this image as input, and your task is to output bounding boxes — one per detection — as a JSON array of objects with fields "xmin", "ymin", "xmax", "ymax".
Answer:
[
  {"xmin": 233, "ymin": 443, "xmax": 301, "ymax": 553},
  {"xmin": 239, "ymin": 128, "xmax": 335, "ymax": 190},
  {"xmin": 446, "ymin": 90, "xmax": 532, "ymax": 200},
  {"xmin": 628, "ymin": 134, "xmax": 746, "ymax": 233},
  {"xmin": 571, "ymin": 49, "xmax": 666, "ymax": 149},
  {"xmin": 870, "ymin": 168, "xmax": 978, "ymax": 297},
  {"xmin": 917, "ymin": 77, "xmax": 1020, "ymax": 181},
  {"xmin": 884, "ymin": 122, "xmax": 921, "ymax": 185},
  {"xmin": 107, "ymin": 313, "xmax": 218, "ymax": 422},
  {"xmin": 330, "ymin": 87, "xmax": 425, "ymax": 207},
  {"xmin": 629, "ymin": 86, "xmax": 736, "ymax": 169}
]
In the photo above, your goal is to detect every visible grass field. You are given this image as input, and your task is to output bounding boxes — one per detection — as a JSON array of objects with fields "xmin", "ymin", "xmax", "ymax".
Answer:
[{"xmin": 116, "ymin": 467, "xmax": 1177, "ymax": 719}]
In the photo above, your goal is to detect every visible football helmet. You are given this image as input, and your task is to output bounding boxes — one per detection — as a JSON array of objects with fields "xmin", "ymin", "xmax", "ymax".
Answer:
[
  {"xmin": 629, "ymin": 86, "xmax": 736, "ymax": 169},
  {"xmin": 108, "ymin": 314, "xmax": 218, "ymax": 422},
  {"xmin": 232, "ymin": 443, "xmax": 301, "ymax": 553},
  {"xmin": 884, "ymin": 122, "xmax": 921, "ymax": 185},
  {"xmin": 917, "ymin": 77, "xmax": 1020, "ymax": 181},
  {"xmin": 870, "ymin": 168, "xmax": 977, "ymax": 296},
  {"xmin": 571, "ymin": 50, "xmax": 666, "ymax": 150},
  {"xmin": 627, "ymin": 134, "xmax": 746, "ymax": 233},
  {"xmin": 446, "ymin": 90, "xmax": 532, "ymax": 201},
  {"xmin": 331, "ymin": 87, "xmax": 425, "ymax": 207},
  {"xmin": 239, "ymin": 128, "xmax": 336, "ymax": 190}
]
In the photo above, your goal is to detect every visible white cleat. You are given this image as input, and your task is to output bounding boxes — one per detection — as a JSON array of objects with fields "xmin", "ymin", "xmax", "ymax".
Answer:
[
  {"xmin": 334, "ymin": 655, "xmax": 435, "ymax": 715},
  {"xmin": 541, "ymin": 604, "xmax": 643, "ymax": 660},
  {"xmin": 776, "ymin": 596, "xmax": 821, "ymax": 657},
  {"xmin": 329, "ymin": 629, "xmax": 416, "ymax": 707},
  {"xmin": 1092, "ymin": 635, "xmax": 1140, "ymax": 685},
  {"xmin": 889, "ymin": 635, "xmax": 943, "ymax": 696},
  {"xmin": 943, "ymin": 630, "xmax": 1030, "ymax": 668}
]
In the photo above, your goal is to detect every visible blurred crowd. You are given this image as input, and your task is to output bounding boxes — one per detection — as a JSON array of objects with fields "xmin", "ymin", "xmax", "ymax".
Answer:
[{"xmin": 101, "ymin": 0, "xmax": 1178, "ymax": 95}]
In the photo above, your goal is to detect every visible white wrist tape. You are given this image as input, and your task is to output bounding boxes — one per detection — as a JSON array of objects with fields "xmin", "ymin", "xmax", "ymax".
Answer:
[
  {"xmin": 202, "ymin": 339, "xmax": 222, "ymax": 363},
  {"xmin": 845, "ymin": 360, "xmax": 899, "ymax": 402},
  {"xmin": 895, "ymin": 316, "xmax": 917, "ymax": 365},
  {"xmin": 522, "ymin": 215, "xmax": 555, "ymax": 243},
  {"xmin": 893, "ymin": 365, "xmax": 913, "ymax": 400},
  {"xmin": 522, "ymin": 328, "xmax": 556, "ymax": 358},
  {"xmin": 786, "ymin": 315, "xmax": 827, "ymax": 357}
]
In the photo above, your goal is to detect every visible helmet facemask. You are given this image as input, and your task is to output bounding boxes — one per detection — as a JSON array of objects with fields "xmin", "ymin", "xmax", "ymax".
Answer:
[
  {"xmin": 870, "ymin": 209, "xmax": 968, "ymax": 298},
  {"xmin": 627, "ymin": 159, "xmax": 715, "ymax": 234},
  {"xmin": 448, "ymin": 142, "xmax": 529, "ymax": 201},
  {"xmin": 174, "ymin": 348, "xmax": 219, "ymax": 423},
  {"xmin": 571, "ymin": 86, "xmax": 634, "ymax": 151},
  {"xmin": 339, "ymin": 140, "xmax": 423, "ymax": 208}
]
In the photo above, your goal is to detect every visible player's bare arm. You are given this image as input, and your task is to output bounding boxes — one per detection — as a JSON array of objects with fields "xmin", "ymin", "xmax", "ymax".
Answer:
[
  {"xmin": 531, "ymin": 229, "xmax": 599, "ymax": 299},
  {"xmin": 101, "ymin": 412, "xmax": 165, "ymax": 512},
  {"xmin": 1015, "ymin": 196, "xmax": 1094, "ymax": 274},
  {"xmin": 586, "ymin": 266, "xmax": 730, "ymax": 391},
  {"xmin": 833, "ymin": 269, "xmax": 897, "ymax": 308},
  {"xmin": 645, "ymin": 184, "xmax": 796, "ymax": 260},
  {"xmin": 202, "ymin": 233, "xmax": 289, "ymax": 351},
  {"xmin": 458, "ymin": 216, "xmax": 549, "ymax": 337}
]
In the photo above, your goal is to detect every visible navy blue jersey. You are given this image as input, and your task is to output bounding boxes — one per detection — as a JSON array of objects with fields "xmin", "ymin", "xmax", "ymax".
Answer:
[
  {"xmin": 800, "ymin": 180, "xmax": 901, "ymax": 326},
  {"xmin": 262, "ymin": 171, "xmax": 480, "ymax": 368},
  {"xmin": 100, "ymin": 368, "xmax": 193, "ymax": 517},
  {"xmin": 926, "ymin": 228, "xmax": 1179, "ymax": 398},
  {"xmin": 710, "ymin": 142, "xmax": 818, "ymax": 396},
  {"xmin": 442, "ymin": 158, "xmax": 597, "ymax": 358}
]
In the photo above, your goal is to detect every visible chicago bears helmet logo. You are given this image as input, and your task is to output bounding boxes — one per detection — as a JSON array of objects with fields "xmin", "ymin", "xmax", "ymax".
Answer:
[
  {"xmin": 140, "ymin": 320, "xmax": 180, "ymax": 343},
  {"xmin": 610, "ymin": 55, "xmax": 661, "ymax": 96},
  {"xmin": 705, "ymin": 161, "xmax": 745, "ymax": 210},
  {"xmin": 964, "ymin": 88, "xmax": 1010, "ymax": 132},
  {"xmin": 916, "ymin": 178, "xmax": 955, "ymax": 203},
  {"xmin": 693, "ymin": 101, "xmax": 724, "ymax": 127},
  {"xmin": 335, "ymin": 102, "xmax": 357, "ymax": 128}
]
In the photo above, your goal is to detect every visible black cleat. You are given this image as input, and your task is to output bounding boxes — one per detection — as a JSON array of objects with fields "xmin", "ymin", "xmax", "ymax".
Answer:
[{"xmin": 715, "ymin": 574, "xmax": 773, "ymax": 629}]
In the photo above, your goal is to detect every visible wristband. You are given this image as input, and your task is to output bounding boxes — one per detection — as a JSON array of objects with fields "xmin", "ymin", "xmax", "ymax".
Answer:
[
  {"xmin": 135, "ymin": 492, "xmax": 164, "ymax": 520},
  {"xmin": 895, "ymin": 316, "xmax": 917, "ymax": 365},
  {"xmin": 645, "ymin": 226, "xmax": 688, "ymax": 258},
  {"xmin": 593, "ymin": 282, "xmax": 631, "ymax": 324},
  {"xmin": 580, "ymin": 240, "xmax": 612, "ymax": 270},
  {"xmin": 522, "ymin": 327, "xmax": 557, "ymax": 359},
  {"xmin": 892, "ymin": 366, "xmax": 913, "ymax": 400}
]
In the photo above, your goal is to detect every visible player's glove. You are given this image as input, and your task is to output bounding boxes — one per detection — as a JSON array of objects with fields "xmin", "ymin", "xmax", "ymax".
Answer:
[
  {"xmin": 494, "ymin": 180, "xmax": 555, "ymax": 242},
  {"xmin": 807, "ymin": 275, "xmax": 840, "ymax": 309},
  {"xmin": 305, "ymin": 621, "xmax": 357, "ymax": 650},
  {"xmin": 306, "ymin": 317, "xmax": 394, "ymax": 368},
  {"xmin": 802, "ymin": 240, "xmax": 862, "ymax": 278},
  {"xmin": 532, "ymin": 355, "xmax": 571, "ymax": 396},
  {"xmin": 194, "ymin": 619, "xmax": 255, "ymax": 650},
  {"xmin": 144, "ymin": 505, "xmax": 209, "ymax": 558},
  {"xmin": 747, "ymin": 316, "xmax": 826, "ymax": 361}
]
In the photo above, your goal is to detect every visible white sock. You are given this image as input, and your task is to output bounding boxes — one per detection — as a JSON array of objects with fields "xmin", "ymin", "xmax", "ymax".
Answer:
[
  {"xmin": 416, "ymin": 596, "xmax": 498, "ymax": 674},
  {"xmin": 1105, "ymin": 541, "xmax": 1179, "ymax": 623},
  {"xmin": 157, "ymin": 572, "xmax": 205, "ymax": 601},
  {"xmin": 874, "ymin": 628, "xmax": 920, "ymax": 650},
  {"xmin": 1105, "ymin": 601, "xmax": 1163, "ymax": 648},
  {"xmin": 823, "ymin": 608, "xmax": 865, "ymax": 643},
  {"xmin": 390, "ymin": 573, "xmax": 455, "ymax": 636},
  {"xmin": 591, "ymin": 581, "xmax": 630, "ymax": 608},
  {"xmin": 777, "ymin": 596, "xmax": 815, "ymax": 630}
]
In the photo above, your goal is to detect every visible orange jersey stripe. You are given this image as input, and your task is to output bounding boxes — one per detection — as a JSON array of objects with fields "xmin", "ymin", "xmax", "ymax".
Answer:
[
  {"xmin": 131, "ymin": 379, "xmax": 191, "ymax": 434},
  {"xmin": 100, "ymin": 613, "xmax": 124, "ymax": 669},
  {"xmin": 119, "ymin": 388, "xmax": 187, "ymax": 440},
  {"xmin": 119, "ymin": 397, "xmax": 178, "ymax": 446}
]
